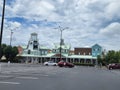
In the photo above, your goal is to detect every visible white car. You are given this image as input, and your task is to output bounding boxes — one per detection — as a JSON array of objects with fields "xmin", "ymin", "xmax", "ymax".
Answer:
[{"xmin": 44, "ymin": 61, "xmax": 57, "ymax": 66}]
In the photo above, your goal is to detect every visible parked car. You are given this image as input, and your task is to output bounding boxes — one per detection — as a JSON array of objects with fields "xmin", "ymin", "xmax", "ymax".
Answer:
[
  {"xmin": 58, "ymin": 61, "xmax": 74, "ymax": 68},
  {"xmin": 108, "ymin": 63, "xmax": 120, "ymax": 70},
  {"xmin": 44, "ymin": 61, "xmax": 57, "ymax": 66}
]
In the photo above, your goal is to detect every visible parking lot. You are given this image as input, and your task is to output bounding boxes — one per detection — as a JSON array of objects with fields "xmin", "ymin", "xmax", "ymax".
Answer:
[{"xmin": 0, "ymin": 63, "xmax": 120, "ymax": 90}]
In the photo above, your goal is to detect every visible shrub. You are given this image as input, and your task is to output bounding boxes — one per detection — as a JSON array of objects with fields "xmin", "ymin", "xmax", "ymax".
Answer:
[{"xmin": 73, "ymin": 62, "xmax": 94, "ymax": 66}]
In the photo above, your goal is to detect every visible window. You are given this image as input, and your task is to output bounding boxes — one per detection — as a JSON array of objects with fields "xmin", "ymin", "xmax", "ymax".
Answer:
[
  {"xmin": 33, "ymin": 41, "xmax": 38, "ymax": 49},
  {"xmin": 28, "ymin": 50, "xmax": 31, "ymax": 54},
  {"xmin": 98, "ymin": 48, "xmax": 100, "ymax": 51},
  {"xmin": 84, "ymin": 52, "xmax": 85, "ymax": 55}
]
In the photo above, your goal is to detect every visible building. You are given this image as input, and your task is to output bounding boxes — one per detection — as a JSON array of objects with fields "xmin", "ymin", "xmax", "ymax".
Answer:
[
  {"xmin": 20, "ymin": 33, "xmax": 103, "ymax": 65},
  {"xmin": 21, "ymin": 33, "xmax": 48, "ymax": 63},
  {"xmin": 74, "ymin": 48, "xmax": 92, "ymax": 55},
  {"xmin": 17, "ymin": 46, "xmax": 23, "ymax": 54},
  {"xmin": 92, "ymin": 44, "xmax": 102, "ymax": 57}
]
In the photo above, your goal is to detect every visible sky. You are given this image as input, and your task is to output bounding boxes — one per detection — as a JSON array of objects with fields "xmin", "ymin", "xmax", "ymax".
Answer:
[{"xmin": 0, "ymin": 0, "xmax": 120, "ymax": 51}]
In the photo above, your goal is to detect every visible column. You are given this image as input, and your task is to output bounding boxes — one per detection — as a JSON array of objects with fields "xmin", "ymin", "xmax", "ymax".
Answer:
[
  {"xmin": 91, "ymin": 59, "xmax": 93, "ymax": 64},
  {"xmin": 95, "ymin": 59, "xmax": 98, "ymax": 65},
  {"xmin": 66, "ymin": 58, "xmax": 67, "ymax": 62},
  {"xmin": 79, "ymin": 58, "xmax": 81, "ymax": 63},
  {"xmin": 84, "ymin": 59, "xmax": 86, "ymax": 64},
  {"xmin": 73, "ymin": 58, "xmax": 75, "ymax": 63},
  {"xmin": 26, "ymin": 57, "xmax": 28, "ymax": 64},
  {"xmin": 41, "ymin": 57, "xmax": 42, "ymax": 64},
  {"xmin": 31, "ymin": 57, "xmax": 34, "ymax": 64}
]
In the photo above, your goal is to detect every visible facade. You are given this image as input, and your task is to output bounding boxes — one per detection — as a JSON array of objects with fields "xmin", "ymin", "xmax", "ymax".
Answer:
[
  {"xmin": 74, "ymin": 48, "xmax": 92, "ymax": 55},
  {"xmin": 92, "ymin": 44, "xmax": 102, "ymax": 57},
  {"xmin": 20, "ymin": 33, "xmax": 102, "ymax": 65}
]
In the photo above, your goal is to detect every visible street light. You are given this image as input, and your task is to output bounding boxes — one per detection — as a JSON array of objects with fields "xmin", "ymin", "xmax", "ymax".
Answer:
[
  {"xmin": 55, "ymin": 26, "xmax": 69, "ymax": 61},
  {"xmin": 0, "ymin": 0, "xmax": 6, "ymax": 60},
  {"xmin": 10, "ymin": 30, "xmax": 13, "ymax": 46},
  {"xmin": 8, "ymin": 26, "xmax": 19, "ymax": 46}
]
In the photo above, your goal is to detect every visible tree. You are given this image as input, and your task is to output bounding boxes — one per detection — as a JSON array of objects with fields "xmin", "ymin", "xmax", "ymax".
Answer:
[
  {"xmin": 104, "ymin": 50, "xmax": 120, "ymax": 64},
  {"xmin": 3, "ymin": 45, "xmax": 18, "ymax": 62},
  {"xmin": 0, "ymin": 44, "xmax": 7, "ymax": 59},
  {"xmin": 11, "ymin": 46, "xmax": 18, "ymax": 62},
  {"xmin": 4, "ymin": 45, "xmax": 12, "ymax": 61}
]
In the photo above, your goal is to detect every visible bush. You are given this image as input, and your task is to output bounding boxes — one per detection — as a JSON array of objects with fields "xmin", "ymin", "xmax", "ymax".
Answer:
[{"xmin": 73, "ymin": 63, "xmax": 94, "ymax": 66}]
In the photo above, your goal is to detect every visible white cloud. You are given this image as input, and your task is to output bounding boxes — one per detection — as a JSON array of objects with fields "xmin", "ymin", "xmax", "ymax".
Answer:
[
  {"xmin": 58, "ymin": 0, "xmax": 64, "ymax": 3},
  {"xmin": 105, "ymin": 1, "xmax": 120, "ymax": 20},
  {"xmin": 5, "ymin": 0, "xmax": 58, "ymax": 21},
  {"xmin": 1, "ymin": 0, "xmax": 120, "ymax": 51},
  {"xmin": 100, "ymin": 22, "xmax": 120, "ymax": 38}
]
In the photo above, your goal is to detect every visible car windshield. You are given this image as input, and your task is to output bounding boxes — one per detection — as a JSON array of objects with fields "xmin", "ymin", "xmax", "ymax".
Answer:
[{"xmin": 49, "ymin": 61, "xmax": 54, "ymax": 63}]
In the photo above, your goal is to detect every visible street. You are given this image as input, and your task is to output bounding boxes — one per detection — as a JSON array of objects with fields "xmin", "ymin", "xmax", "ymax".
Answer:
[{"xmin": 0, "ymin": 63, "xmax": 120, "ymax": 90}]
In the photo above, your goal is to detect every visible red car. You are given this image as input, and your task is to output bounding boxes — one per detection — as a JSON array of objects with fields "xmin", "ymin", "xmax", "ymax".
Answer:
[
  {"xmin": 58, "ymin": 61, "xmax": 74, "ymax": 68},
  {"xmin": 108, "ymin": 63, "xmax": 120, "ymax": 70}
]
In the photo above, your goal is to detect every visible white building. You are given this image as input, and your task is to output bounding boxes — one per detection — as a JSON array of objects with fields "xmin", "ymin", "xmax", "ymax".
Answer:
[{"xmin": 20, "ymin": 33, "xmax": 102, "ymax": 65}]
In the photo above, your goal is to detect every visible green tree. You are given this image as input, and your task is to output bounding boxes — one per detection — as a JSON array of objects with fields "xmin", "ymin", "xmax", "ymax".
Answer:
[
  {"xmin": 0, "ymin": 44, "xmax": 19, "ymax": 62},
  {"xmin": 4, "ymin": 45, "xmax": 12, "ymax": 61},
  {"xmin": 105, "ymin": 50, "xmax": 120, "ymax": 64},
  {"xmin": 0, "ymin": 44, "xmax": 7, "ymax": 59},
  {"xmin": 11, "ymin": 46, "xmax": 18, "ymax": 62}
]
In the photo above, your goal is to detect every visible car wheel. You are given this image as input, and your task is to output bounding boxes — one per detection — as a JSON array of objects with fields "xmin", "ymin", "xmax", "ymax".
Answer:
[
  {"xmin": 109, "ymin": 67, "xmax": 112, "ymax": 70},
  {"xmin": 59, "ymin": 65, "xmax": 63, "ymax": 67},
  {"xmin": 53, "ymin": 64, "xmax": 56, "ymax": 66},
  {"xmin": 46, "ymin": 64, "xmax": 48, "ymax": 66}
]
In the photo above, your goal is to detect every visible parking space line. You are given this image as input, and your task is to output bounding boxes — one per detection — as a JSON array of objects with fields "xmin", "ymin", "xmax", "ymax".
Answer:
[
  {"xmin": 0, "ymin": 81, "xmax": 20, "ymax": 85},
  {"xmin": 16, "ymin": 77, "xmax": 39, "ymax": 79},
  {"xmin": 0, "ymin": 75, "xmax": 13, "ymax": 78}
]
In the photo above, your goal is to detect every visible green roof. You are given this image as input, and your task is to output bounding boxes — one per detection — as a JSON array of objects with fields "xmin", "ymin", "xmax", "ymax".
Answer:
[
  {"xmin": 20, "ymin": 53, "xmax": 97, "ymax": 59},
  {"xmin": 54, "ymin": 43, "xmax": 70, "ymax": 49}
]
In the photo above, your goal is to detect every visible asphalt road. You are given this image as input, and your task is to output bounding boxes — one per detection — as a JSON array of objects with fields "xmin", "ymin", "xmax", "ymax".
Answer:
[{"xmin": 0, "ymin": 63, "xmax": 120, "ymax": 90}]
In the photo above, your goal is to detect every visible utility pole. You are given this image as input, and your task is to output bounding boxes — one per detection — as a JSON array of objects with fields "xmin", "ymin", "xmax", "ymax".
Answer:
[
  {"xmin": 0, "ymin": 0, "xmax": 6, "ymax": 60},
  {"xmin": 10, "ymin": 30, "xmax": 13, "ymax": 46},
  {"xmin": 55, "ymin": 26, "xmax": 69, "ymax": 61}
]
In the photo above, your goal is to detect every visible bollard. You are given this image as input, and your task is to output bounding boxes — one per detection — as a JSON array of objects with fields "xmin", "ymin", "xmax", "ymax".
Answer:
[{"xmin": 8, "ymin": 61, "xmax": 10, "ymax": 67}]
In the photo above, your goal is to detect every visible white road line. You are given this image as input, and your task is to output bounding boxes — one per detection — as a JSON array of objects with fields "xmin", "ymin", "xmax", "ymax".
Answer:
[
  {"xmin": 42, "ymin": 75, "xmax": 49, "ymax": 76},
  {"xmin": 16, "ymin": 77, "xmax": 39, "ymax": 79},
  {"xmin": 0, "ymin": 76, "xmax": 12, "ymax": 78},
  {"xmin": 0, "ymin": 81, "xmax": 20, "ymax": 85},
  {"xmin": 39, "ymin": 74, "xmax": 49, "ymax": 77}
]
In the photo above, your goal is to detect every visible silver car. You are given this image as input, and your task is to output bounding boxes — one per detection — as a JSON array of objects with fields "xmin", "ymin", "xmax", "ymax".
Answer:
[{"xmin": 44, "ymin": 61, "xmax": 57, "ymax": 66}]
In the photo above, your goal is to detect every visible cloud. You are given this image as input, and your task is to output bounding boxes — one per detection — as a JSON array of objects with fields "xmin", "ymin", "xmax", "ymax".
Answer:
[
  {"xmin": 100, "ymin": 22, "xmax": 120, "ymax": 38},
  {"xmin": 1, "ymin": 0, "xmax": 120, "ymax": 51},
  {"xmin": 104, "ymin": 1, "xmax": 120, "ymax": 20}
]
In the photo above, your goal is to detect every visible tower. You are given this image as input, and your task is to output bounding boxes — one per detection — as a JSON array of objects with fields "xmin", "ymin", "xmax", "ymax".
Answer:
[{"xmin": 27, "ymin": 33, "xmax": 39, "ymax": 50}]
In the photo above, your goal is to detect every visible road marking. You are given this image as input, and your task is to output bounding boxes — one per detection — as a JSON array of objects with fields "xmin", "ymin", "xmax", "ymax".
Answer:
[
  {"xmin": 0, "ymin": 81, "xmax": 20, "ymax": 85},
  {"xmin": 0, "ymin": 75, "xmax": 12, "ymax": 78},
  {"xmin": 43, "ymin": 75, "xmax": 49, "ymax": 76},
  {"xmin": 16, "ymin": 77, "xmax": 39, "ymax": 79},
  {"xmin": 39, "ymin": 74, "xmax": 49, "ymax": 77}
]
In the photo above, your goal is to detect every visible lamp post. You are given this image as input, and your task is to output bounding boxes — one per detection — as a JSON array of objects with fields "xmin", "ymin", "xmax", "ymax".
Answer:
[
  {"xmin": 55, "ymin": 26, "xmax": 69, "ymax": 61},
  {"xmin": 10, "ymin": 30, "xmax": 13, "ymax": 46},
  {"xmin": 0, "ymin": 0, "xmax": 6, "ymax": 60}
]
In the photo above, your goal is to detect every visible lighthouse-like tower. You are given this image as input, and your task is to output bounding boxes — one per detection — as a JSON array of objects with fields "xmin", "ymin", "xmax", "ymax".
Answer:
[{"xmin": 27, "ymin": 33, "xmax": 39, "ymax": 50}]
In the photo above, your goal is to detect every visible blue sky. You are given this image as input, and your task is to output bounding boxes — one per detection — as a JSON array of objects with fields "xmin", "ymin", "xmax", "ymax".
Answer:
[{"xmin": 0, "ymin": 0, "xmax": 120, "ymax": 50}]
